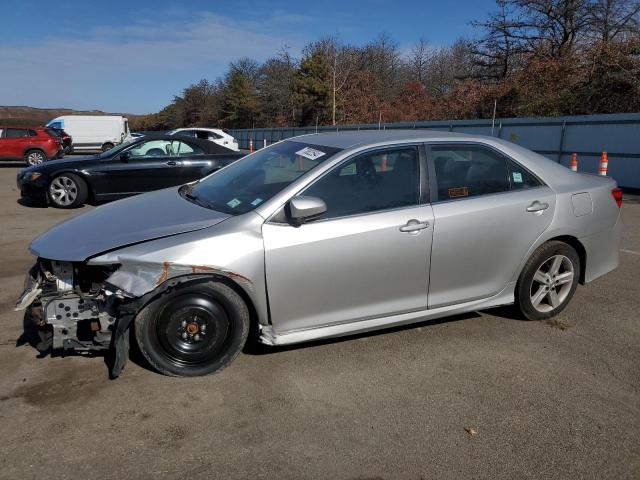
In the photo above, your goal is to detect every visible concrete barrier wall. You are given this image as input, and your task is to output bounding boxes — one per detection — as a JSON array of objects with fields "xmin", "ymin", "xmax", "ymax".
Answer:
[{"xmin": 230, "ymin": 113, "xmax": 640, "ymax": 189}]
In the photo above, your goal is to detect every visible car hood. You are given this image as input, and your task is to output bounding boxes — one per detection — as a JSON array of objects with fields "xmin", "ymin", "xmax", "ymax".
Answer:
[
  {"xmin": 20, "ymin": 155, "xmax": 99, "ymax": 175},
  {"xmin": 30, "ymin": 187, "xmax": 230, "ymax": 262}
]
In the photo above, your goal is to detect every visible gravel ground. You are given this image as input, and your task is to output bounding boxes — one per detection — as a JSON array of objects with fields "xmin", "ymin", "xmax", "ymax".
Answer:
[{"xmin": 0, "ymin": 164, "xmax": 638, "ymax": 480}]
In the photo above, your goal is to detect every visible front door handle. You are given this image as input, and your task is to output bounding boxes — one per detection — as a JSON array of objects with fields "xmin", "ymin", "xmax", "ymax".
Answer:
[
  {"xmin": 526, "ymin": 201, "xmax": 549, "ymax": 213},
  {"xmin": 166, "ymin": 160, "xmax": 179, "ymax": 166},
  {"xmin": 399, "ymin": 219, "xmax": 430, "ymax": 233}
]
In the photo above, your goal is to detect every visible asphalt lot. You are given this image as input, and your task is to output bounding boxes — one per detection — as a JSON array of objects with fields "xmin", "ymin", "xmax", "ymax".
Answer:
[{"xmin": 0, "ymin": 163, "xmax": 638, "ymax": 480}]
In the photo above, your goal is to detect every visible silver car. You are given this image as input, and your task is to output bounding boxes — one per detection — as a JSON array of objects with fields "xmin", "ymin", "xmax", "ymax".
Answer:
[{"xmin": 16, "ymin": 131, "xmax": 623, "ymax": 377}]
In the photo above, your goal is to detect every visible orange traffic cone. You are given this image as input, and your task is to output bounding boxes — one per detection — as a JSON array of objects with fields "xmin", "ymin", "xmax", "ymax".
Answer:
[
  {"xmin": 570, "ymin": 153, "xmax": 578, "ymax": 172},
  {"xmin": 598, "ymin": 152, "xmax": 608, "ymax": 176},
  {"xmin": 380, "ymin": 154, "xmax": 388, "ymax": 172}
]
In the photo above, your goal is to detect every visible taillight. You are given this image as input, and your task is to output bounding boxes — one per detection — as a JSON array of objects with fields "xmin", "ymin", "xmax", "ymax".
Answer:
[{"xmin": 611, "ymin": 187, "xmax": 623, "ymax": 208}]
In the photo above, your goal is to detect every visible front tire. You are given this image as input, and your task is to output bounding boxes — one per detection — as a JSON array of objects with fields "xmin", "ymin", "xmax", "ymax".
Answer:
[
  {"xmin": 102, "ymin": 142, "xmax": 115, "ymax": 152},
  {"xmin": 135, "ymin": 281, "xmax": 250, "ymax": 377},
  {"xmin": 48, "ymin": 173, "xmax": 88, "ymax": 208},
  {"xmin": 516, "ymin": 241, "xmax": 580, "ymax": 320},
  {"xmin": 24, "ymin": 149, "xmax": 46, "ymax": 166}
]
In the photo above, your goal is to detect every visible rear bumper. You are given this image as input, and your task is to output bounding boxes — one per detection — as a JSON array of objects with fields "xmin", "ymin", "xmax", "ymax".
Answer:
[{"xmin": 580, "ymin": 212, "xmax": 622, "ymax": 283}]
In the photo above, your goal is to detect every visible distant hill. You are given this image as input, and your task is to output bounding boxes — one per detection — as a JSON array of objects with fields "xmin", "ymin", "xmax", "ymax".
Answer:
[{"xmin": 0, "ymin": 106, "xmax": 143, "ymax": 127}]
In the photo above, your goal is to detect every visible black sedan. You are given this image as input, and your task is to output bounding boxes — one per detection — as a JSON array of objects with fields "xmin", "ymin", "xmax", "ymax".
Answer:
[{"xmin": 17, "ymin": 135, "xmax": 245, "ymax": 208}]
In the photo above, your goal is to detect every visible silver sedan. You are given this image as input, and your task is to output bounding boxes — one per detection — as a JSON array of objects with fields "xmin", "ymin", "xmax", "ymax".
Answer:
[{"xmin": 17, "ymin": 130, "xmax": 622, "ymax": 377}]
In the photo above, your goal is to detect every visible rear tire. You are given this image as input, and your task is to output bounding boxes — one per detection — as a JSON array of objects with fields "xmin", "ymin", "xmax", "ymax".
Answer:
[
  {"xmin": 24, "ymin": 149, "xmax": 46, "ymax": 166},
  {"xmin": 135, "ymin": 281, "xmax": 250, "ymax": 377},
  {"xmin": 48, "ymin": 173, "xmax": 88, "ymax": 208},
  {"xmin": 516, "ymin": 241, "xmax": 580, "ymax": 320},
  {"xmin": 102, "ymin": 142, "xmax": 115, "ymax": 152}
]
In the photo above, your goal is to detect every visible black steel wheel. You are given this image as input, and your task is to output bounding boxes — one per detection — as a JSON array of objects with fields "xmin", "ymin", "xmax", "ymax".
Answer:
[{"xmin": 135, "ymin": 281, "xmax": 249, "ymax": 377}]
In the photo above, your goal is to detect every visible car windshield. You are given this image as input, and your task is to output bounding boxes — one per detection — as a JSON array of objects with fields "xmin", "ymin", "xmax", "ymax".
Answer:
[
  {"xmin": 96, "ymin": 139, "xmax": 137, "ymax": 158},
  {"xmin": 181, "ymin": 140, "xmax": 342, "ymax": 215}
]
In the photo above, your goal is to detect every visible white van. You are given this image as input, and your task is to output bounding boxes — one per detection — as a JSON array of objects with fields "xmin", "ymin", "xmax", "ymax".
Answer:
[{"xmin": 46, "ymin": 115, "xmax": 132, "ymax": 152}]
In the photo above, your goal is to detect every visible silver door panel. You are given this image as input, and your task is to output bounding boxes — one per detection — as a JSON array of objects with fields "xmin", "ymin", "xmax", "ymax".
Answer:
[
  {"xmin": 263, "ymin": 205, "xmax": 434, "ymax": 333},
  {"xmin": 428, "ymin": 187, "xmax": 556, "ymax": 308}
]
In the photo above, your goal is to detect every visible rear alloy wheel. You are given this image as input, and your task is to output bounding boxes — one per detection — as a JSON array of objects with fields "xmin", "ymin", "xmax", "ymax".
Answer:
[
  {"xmin": 102, "ymin": 142, "xmax": 115, "ymax": 152},
  {"xmin": 517, "ymin": 241, "xmax": 580, "ymax": 320},
  {"xmin": 25, "ymin": 150, "xmax": 46, "ymax": 166},
  {"xmin": 48, "ymin": 173, "xmax": 88, "ymax": 208},
  {"xmin": 135, "ymin": 281, "xmax": 250, "ymax": 377}
]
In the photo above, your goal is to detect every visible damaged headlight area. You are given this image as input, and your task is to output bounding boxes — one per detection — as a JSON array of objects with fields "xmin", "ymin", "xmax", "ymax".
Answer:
[{"xmin": 16, "ymin": 259, "xmax": 124, "ymax": 355}]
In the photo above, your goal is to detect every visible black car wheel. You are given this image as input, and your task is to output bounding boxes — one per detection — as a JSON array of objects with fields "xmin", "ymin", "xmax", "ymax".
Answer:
[
  {"xmin": 48, "ymin": 173, "xmax": 88, "ymax": 208},
  {"xmin": 135, "ymin": 281, "xmax": 250, "ymax": 377},
  {"xmin": 102, "ymin": 142, "xmax": 115, "ymax": 152},
  {"xmin": 24, "ymin": 150, "xmax": 46, "ymax": 166},
  {"xmin": 516, "ymin": 241, "xmax": 580, "ymax": 320}
]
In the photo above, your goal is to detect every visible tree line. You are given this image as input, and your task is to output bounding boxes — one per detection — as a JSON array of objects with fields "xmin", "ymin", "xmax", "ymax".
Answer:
[{"xmin": 132, "ymin": 0, "xmax": 640, "ymax": 131}]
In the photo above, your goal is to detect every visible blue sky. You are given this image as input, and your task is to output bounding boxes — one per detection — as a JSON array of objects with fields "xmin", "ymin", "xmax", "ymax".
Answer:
[{"xmin": 0, "ymin": 0, "xmax": 496, "ymax": 114}]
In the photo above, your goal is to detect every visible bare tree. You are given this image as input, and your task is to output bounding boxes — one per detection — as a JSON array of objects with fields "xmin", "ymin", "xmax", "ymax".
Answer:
[
  {"xmin": 471, "ymin": 0, "xmax": 526, "ymax": 79},
  {"xmin": 423, "ymin": 40, "xmax": 474, "ymax": 96},
  {"xmin": 408, "ymin": 38, "xmax": 431, "ymax": 85},
  {"xmin": 303, "ymin": 37, "xmax": 360, "ymax": 125},
  {"xmin": 586, "ymin": 0, "xmax": 640, "ymax": 41}
]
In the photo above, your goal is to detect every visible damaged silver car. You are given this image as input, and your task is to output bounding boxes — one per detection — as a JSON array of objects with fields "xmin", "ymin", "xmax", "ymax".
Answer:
[{"xmin": 16, "ymin": 131, "xmax": 622, "ymax": 377}]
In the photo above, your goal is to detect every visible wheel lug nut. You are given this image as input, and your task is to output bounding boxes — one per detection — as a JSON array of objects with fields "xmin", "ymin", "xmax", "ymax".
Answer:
[
  {"xmin": 182, "ymin": 332, "xmax": 188, "ymax": 339},
  {"xmin": 181, "ymin": 320, "xmax": 187, "ymax": 327},
  {"xmin": 200, "ymin": 324, "xmax": 206, "ymax": 332},
  {"xmin": 194, "ymin": 334, "xmax": 200, "ymax": 341}
]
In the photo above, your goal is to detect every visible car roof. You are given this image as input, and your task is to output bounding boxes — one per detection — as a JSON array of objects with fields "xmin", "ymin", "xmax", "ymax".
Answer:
[
  {"xmin": 0, "ymin": 125, "xmax": 44, "ymax": 130},
  {"xmin": 288, "ymin": 129, "xmax": 476, "ymax": 149},
  {"xmin": 173, "ymin": 127, "xmax": 226, "ymax": 133}
]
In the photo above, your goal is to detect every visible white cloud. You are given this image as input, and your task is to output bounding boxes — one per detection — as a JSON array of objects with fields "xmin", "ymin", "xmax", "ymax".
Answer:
[{"xmin": 0, "ymin": 11, "xmax": 307, "ymax": 112}]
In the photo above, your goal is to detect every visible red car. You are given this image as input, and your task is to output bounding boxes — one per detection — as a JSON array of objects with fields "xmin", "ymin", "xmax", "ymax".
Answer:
[{"xmin": 0, "ymin": 126, "xmax": 64, "ymax": 165}]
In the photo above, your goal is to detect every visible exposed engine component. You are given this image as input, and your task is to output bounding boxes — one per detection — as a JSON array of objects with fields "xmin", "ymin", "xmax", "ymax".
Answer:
[{"xmin": 17, "ymin": 260, "xmax": 119, "ymax": 352}]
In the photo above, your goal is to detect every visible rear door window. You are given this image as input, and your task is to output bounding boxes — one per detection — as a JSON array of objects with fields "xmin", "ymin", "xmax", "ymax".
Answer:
[
  {"xmin": 506, "ymin": 158, "xmax": 542, "ymax": 190},
  {"xmin": 169, "ymin": 140, "xmax": 203, "ymax": 156},
  {"xmin": 5, "ymin": 128, "xmax": 30, "ymax": 138},
  {"xmin": 431, "ymin": 145, "xmax": 511, "ymax": 200}
]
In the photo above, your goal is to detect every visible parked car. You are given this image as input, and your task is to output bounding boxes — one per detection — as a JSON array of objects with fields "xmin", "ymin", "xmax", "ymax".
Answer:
[
  {"xmin": 46, "ymin": 127, "xmax": 73, "ymax": 154},
  {"xmin": 168, "ymin": 127, "xmax": 239, "ymax": 151},
  {"xmin": 17, "ymin": 134, "xmax": 244, "ymax": 208},
  {"xmin": 16, "ymin": 130, "xmax": 622, "ymax": 378},
  {"xmin": 46, "ymin": 115, "xmax": 132, "ymax": 152},
  {"xmin": 0, "ymin": 126, "xmax": 64, "ymax": 165}
]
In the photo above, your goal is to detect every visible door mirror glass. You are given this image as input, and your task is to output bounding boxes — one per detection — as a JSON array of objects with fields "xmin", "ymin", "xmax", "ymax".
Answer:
[{"xmin": 288, "ymin": 196, "xmax": 327, "ymax": 226}]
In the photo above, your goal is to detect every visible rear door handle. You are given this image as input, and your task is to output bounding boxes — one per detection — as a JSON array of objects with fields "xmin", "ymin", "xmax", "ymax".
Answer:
[
  {"xmin": 526, "ymin": 201, "xmax": 549, "ymax": 213},
  {"xmin": 166, "ymin": 160, "xmax": 179, "ymax": 166},
  {"xmin": 399, "ymin": 219, "xmax": 430, "ymax": 233}
]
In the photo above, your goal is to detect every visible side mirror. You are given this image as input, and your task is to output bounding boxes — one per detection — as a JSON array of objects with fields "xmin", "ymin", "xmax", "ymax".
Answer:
[
  {"xmin": 288, "ymin": 196, "xmax": 327, "ymax": 226},
  {"xmin": 120, "ymin": 151, "xmax": 130, "ymax": 162}
]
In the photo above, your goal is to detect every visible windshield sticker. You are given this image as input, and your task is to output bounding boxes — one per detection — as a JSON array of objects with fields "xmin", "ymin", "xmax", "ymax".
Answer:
[
  {"xmin": 512, "ymin": 172, "xmax": 523, "ymax": 183},
  {"xmin": 227, "ymin": 198, "xmax": 242, "ymax": 208},
  {"xmin": 295, "ymin": 147, "xmax": 326, "ymax": 161},
  {"xmin": 251, "ymin": 198, "xmax": 263, "ymax": 206}
]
